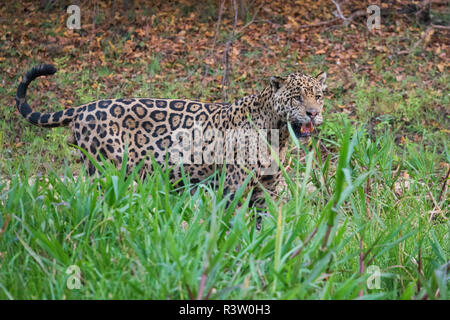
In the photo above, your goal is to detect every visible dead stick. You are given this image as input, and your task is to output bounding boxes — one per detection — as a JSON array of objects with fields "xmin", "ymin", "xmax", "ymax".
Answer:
[
  {"xmin": 297, "ymin": 17, "xmax": 340, "ymax": 29},
  {"xmin": 322, "ymin": 224, "xmax": 332, "ymax": 250},
  {"xmin": 290, "ymin": 228, "xmax": 318, "ymax": 259},
  {"xmin": 438, "ymin": 166, "xmax": 449, "ymax": 203},
  {"xmin": 296, "ymin": 5, "xmax": 365, "ymax": 30},
  {"xmin": 365, "ymin": 176, "xmax": 372, "ymax": 219},
  {"xmin": 222, "ymin": 0, "xmax": 238, "ymax": 101},
  {"xmin": 431, "ymin": 24, "xmax": 450, "ymax": 30},
  {"xmin": 237, "ymin": 3, "xmax": 264, "ymax": 33},
  {"xmin": 359, "ymin": 236, "xmax": 364, "ymax": 297},
  {"xmin": 0, "ymin": 214, "xmax": 10, "ymax": 237},
  {"xmin": 331, "ymin": 0, "xmax": 347, "ymax": 22},
  {"xmin": 417, "ymin": 246, "xmax": 422, "ymax": 293},
  {"xmin": 196, "ymin": 272, "xmax": 207, "ymax": 300},
  {"xmin": 203, "ymin": 0, "xmax": 226, "ymax": 82}
]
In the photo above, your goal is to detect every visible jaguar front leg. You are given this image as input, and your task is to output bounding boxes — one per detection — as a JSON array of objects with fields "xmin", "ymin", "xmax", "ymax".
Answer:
[
  {"xmin": 222, "ymin": 165, "xmax": 269, "ymax": 230},
  {"xmin": 249, "ymin": 169, "xmax": 286, "ymax": 230}
]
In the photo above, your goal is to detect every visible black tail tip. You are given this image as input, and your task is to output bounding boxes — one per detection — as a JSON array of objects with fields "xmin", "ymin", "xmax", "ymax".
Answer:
[
  {"xmin": 17, "ymin": 64, "xmax": 58, "ymax": 100},
  {"xmin": 33, "ymin": 64, "xmax": 57, "ymax": 76},
  {"xmin": 21, "ymin": 64, "xmax": 57, "ymax": 86}
]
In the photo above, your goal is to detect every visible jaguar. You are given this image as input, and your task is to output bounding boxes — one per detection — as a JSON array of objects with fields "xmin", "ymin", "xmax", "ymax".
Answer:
[{"xmin": 15, "ymin": 64, "xmax": 326, "ymax": 215}]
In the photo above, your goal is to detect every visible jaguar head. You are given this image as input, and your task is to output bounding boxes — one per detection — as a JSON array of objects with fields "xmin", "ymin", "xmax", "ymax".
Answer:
[{"xmin": 270, "ymin": 71, "xmax": 326, "ymax": 140}]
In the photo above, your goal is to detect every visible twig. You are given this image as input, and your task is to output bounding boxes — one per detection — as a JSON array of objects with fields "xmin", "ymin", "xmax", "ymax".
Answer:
[
  {"xmin": 213, "ymin": 0, "xmax": 226, "ymax": 47},
  {"xmin": 398, "ymin": 20, "xmax": 450, "ymax": 56},
  {"xmin": 312, "ymin": 140, "xmax": 332, "ymax": 197},
  {"xmin": 332, "ymin": 0, "xmax": 367, "ymax": 27},
  {"xmin": 204, "ymin": 287, "xmax": 214, "ymax": 300},
  {"xmin": 236, "ymin": 3, "xmax": 264, "ymax": 33},
  {"xmin": 322, "ymin": 224, "xmax": 332, "ymax": 250},
  {"xmin": 297, "ymin": 17, "xmax": 340, "ymax": 29},
  {"xmin": 415, "ymin": 0, "xmax": 432, "ymax": 20},
  {"xmin": 297, "ymin": 0, "xmax": 365, "ymax": 30},
  {"xmin": 0, "ymin": 214, "xmax": 10, "ymax": 238},
  {"xmin": 347, "ymin": 9, "xmax": 366, "ymax": 25},
  {"xmin": 186, "ymin": 284, "xmax": 195, "ymax": 299},
  {"xmin": 202, "ymin": 0, "xmax": 226, "ymax": 83},
  {"xmin": 359, "ymin": 235, "xmax": 364, "ymax": 297},
  {"xmin": 331, "ymin": 0, "xmax": 347, "ymax": 22},
  {"xmin": 417, "ymin": 246, "xmax": 422, "ymax": 293},
  {"xmin": 196, "ymin": 271, "xmax": 208, "ymax": 300},
  {"xmin": 222, "ymin": 0, "xmax": 238, "ymax": 101},
  {"xmin": 397, "ymin": 26, "xmax": 434, "ymax": 55},
  {"xmin": 365, "ymin": 176, "xmax": 372, "ymax": 220},
  {"xmin": 427, "ymin": 184, "xmax": 441, "ymax": 215},
  {"xmin": 420, "ymin": 293, "xmax": 429, "ymax": 300},
  {"xmin": 256, "ymin": 264, "xmax": 267, "ymax": 288},
  {"xmin": 430, "ymin": 24, "xmax": 450, "ymax": 30},
  {"xmin": 290, "ymin": 228, "xmax": 318, "ymax": 259},
  {"xmin": 438, "ymin": 166, "xmax": 449, "ymax": 203},
  {"xmin": 362, "ymin": 233, "xmax": 384, "ymax": 263}
]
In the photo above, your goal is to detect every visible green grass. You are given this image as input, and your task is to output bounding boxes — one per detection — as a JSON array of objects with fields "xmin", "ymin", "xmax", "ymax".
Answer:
[
  {"xmin": 0, "ymin": 60, "xmax": 448, "ymax": 299},
  {"xmin": 0, "ymin": 118, "xmax": 447, "ymax": 299}
]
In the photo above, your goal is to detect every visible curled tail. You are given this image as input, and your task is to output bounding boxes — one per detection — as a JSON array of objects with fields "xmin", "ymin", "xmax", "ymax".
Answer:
[{"xmin": 16, "ymin": 64, "xmax": 75, "ymax": 127}]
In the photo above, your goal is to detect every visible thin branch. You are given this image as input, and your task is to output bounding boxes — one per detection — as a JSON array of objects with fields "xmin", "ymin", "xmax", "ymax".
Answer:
[
  {"xmin": 213, "ymin": 0, "xmax": 226, "ymax": 47},
  {"xmin": 332, "ymin": 0, "xmax": 366, "ymax": 27},
  {"xmin": 397, "ymin": 26, "xmax": 434, "ymax": 55},
  {"xmin": 297, "ymin": 1, "xmax": 365, "ymax": 30},
  {"xmin": 417, "ymin": 246, "xmax": 422, "ymax": 293},
  {"xmin": 0, "ymin": 214, "xmax": 10, "ymax": 238},
  {"xmin": 362, "ymin": 233, "xmax": 384, "ymax": 263},
  {"xmin": 236, "ymin": 3, "xmax": 264, "ymax": 33},
  {"xmin": 202, "ymin": 0, "xmax": 226, "ymax": 82},
  {"xmin": 347, "ymin": 9, "xmax": 366, "ymax": 25},
  {"xmin": 359, "ymin": 235, "xmax": 364, "ymax": 297},
  {"xmin": 222, "ymin": 0, "xmax": 238, "ymax": 101},
  {"xmin": 290, "ymin": 228, "xmax": 318, "ymax": 259},
  {"xmin": 331, "ymin": 0, "xmax": 347, "ymax": 22},
  {"xmin": 186, "ymin": 284, "xmax": 195, "ymax": 299},
  {"xmin": 415, "ymin": 0, "xmax": 431, "ymax": 21},
  {"xmin": 438, "ymin": 166, "xmax": 449, "ymax": 203},
  {"xmin": 196, "ymin": 271, "xmax": 208, "ymax": 300},
  {"xmin": 297, "ymin": 17, "xmax": 340, "ymax": 29},
  {"xmin": 322, "ymin": 224, "xmax": 332, "ymax": 250},
  {"xmin": 257, "ymin": 264, "xmax": 267, "ymax": 288},
  {"xmin": 431, "ymin": 24, "xmax": 450, "ymax": 30}
]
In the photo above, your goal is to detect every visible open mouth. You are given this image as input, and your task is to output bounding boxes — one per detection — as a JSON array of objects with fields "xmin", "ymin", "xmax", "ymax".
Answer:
[{"xmin": 292, "ymin": 121, "xmax": 315, "ymax": 138}]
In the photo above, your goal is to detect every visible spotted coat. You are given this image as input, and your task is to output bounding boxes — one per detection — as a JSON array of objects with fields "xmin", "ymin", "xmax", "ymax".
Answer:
[{"xmin": 16, "ymin": 64, "xmax": 326, "ymax": 209}]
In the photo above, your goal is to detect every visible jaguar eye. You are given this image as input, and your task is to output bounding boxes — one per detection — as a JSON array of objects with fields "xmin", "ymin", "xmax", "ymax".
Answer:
[
  {"xmin": 316, "ymin": 95, "xmax": 322, "ymax": 100},
  {"xmin": 294, "ymin": 96, "xmax": 303, "ymax": 102}
]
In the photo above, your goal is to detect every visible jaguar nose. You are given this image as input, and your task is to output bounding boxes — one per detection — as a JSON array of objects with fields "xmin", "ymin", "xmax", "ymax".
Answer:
[{"xmin": 306, "ymin": 110, "xmax": 318, "ymax": 119}]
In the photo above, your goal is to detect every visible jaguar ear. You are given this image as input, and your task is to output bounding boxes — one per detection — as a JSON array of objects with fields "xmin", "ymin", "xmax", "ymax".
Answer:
[
  {"xmin": 270, "ymin": 76, "xmax": 286, "ymax": 92},
  {"xmin": 316, "ymin": 71, "xmax": 327, "ymax": 91}
]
